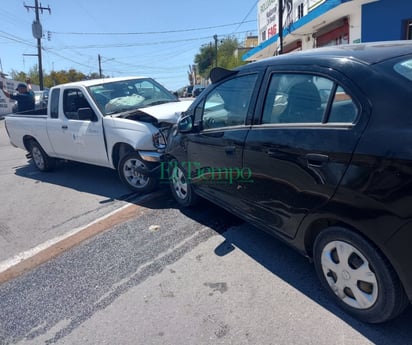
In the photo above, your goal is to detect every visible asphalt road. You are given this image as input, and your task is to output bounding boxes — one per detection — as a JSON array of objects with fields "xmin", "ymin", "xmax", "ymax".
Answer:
[
  {"xmin": 1, "ymin": 195, "xmax": 412, "ymax": 345},
  {"xmin": 1, "ymin": 119, "xmax": 412, "ymax": 344},
  {"xmin": 0, "ymin": 119, "xmax": 136, "ymax": 264}
]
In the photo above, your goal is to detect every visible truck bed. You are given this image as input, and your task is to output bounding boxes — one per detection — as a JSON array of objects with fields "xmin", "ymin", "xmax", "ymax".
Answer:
[{"xmin": 10, "ymin": 108, "xmax": 48, "ymax": 116}]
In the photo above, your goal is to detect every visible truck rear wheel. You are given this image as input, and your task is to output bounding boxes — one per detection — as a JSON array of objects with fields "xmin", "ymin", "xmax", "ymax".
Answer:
[
  {"xmin": 118, "ymin": 152, "xmax": 157, "ymax": 193},
  {"xmin": 30, "ymin": 140, "xmax": 55, "ymax": 172}
]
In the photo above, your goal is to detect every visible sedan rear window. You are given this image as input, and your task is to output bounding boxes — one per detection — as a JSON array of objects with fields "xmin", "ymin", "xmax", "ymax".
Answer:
[{"xmin": 394, "ymin": 58, "xmax": 412, "ymax": 81}]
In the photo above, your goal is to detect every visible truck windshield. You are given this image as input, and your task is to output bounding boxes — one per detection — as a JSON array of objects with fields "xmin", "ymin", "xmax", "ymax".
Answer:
[{"xmin": 88, "ymin": 78, "xmax": 178, "ymax": 116}]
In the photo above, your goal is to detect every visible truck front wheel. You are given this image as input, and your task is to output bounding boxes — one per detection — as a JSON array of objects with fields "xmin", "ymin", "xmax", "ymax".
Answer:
[
  {"xmin": 30, "ymin": 140, "xmax": 55, "ymax": 172},
  {"xmin": 118, "ymin": 153, "xmax": 157, "ymax": 193}
]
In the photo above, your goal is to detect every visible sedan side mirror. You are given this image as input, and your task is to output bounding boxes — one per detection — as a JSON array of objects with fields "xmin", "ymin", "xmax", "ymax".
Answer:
[{"xmin": 177, "ymin": 115, "xmax": 193, "ymax": 133}]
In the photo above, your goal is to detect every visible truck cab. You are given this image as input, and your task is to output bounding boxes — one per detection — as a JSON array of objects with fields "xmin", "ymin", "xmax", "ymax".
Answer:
[{"xmin": 5, "ymin": 76, "xmax": 193, "ymax": 193}]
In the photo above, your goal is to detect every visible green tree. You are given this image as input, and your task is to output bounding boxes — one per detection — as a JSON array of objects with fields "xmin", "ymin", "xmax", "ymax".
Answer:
[
  {"xmin": 10, "ymin": 65, "xmax": 41, "ymax": 85},
  {"xmin": 194, "ymin": 37, "xmax": 246, "ymax": 80},
  {"xmin": 9, "ymin": 70, "xmax": 28, "ymax": 82},
  {"xmin": 9, "ymin": 68, "xmax": 103, "ymax": 88},
  {"xmin": 194, "ymin": 43, "xmax": 215, "ymax": 77}
]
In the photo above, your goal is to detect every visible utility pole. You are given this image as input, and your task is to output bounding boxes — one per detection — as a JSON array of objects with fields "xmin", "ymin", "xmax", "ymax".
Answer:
[
  {"xmin": 24, "ymin": 0, "xmax": 51, "ymax": 90},
  {"xmin": 98, "ymin": 54, "xmax": 102, "ymax": 78},
  {"xmin": 213, "ymin": 34, "xmax": 218, "ymax": 67},
  {"xmin": 278, "ymin": 0, "xmax": 283, "ymax": 55}
]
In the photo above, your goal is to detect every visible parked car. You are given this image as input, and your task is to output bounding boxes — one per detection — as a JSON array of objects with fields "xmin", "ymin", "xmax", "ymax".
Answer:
[
  {"xmin": 165, "ymin": 41, "xmax": 412, "ymax": 323},
  {"xmin": 192, "ymin": 85, "xmax": 206, "ymax": 97},
  {"xmin": 34, "ymin": 89, "xmax": 49, "ymax": 109},
  {"xmin": 182, "ymin": 85, "xmax": 194, "ymax": 98}
]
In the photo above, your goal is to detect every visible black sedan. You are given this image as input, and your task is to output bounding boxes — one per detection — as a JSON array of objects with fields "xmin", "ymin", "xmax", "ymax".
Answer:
[{"xmin": 164, "ymin": 41, "xmax": 412, "ymax": 324}]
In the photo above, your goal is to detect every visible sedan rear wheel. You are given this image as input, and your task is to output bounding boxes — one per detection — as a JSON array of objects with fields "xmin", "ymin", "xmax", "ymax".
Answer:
[{"xmin": 313, "ymin": 227, "xmax": 408, "ymax": 323}]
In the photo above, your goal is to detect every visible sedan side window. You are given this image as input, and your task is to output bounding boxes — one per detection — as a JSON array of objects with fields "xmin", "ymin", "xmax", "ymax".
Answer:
[
  {"xmin": 263, "ymin": 74, "xmax": 328, "ymax": 124},
  {"xmin": 328, "ymin": 86, "xmax": 358, "ymax": 123},
  {"xmin": 202, "ymin": 74, "xmax": 257, "ymax": 130},
  {"xmin": 262, "ymin": 73, "xmax": 358, "ymax": 124}
]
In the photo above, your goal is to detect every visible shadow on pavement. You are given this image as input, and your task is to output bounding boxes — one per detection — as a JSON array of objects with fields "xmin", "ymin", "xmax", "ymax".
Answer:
[
  {"xmin": 156, "ymin": 196, "xmax": 412, "ymax": 343},
  {"xmin": 14, "ymin": 159, "xmax": 136, "ymax": 202},
  {"xmin": 211, "ymin": 219, "xmax": 412, "ymax": 345}
]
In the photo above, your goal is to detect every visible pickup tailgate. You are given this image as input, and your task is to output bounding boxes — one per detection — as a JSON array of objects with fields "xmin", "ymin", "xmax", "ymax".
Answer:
[{"xmin": 5, "ymin": 114, "xmax": 49, "ymax": 151}]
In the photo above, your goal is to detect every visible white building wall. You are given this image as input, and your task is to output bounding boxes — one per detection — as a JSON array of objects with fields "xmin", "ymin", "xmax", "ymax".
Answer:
[
  {"xmin": 301, "ymin": 35, "xmax": 315, "ymax": 51},
  {"xmin": 349, "ymin": 10, "xmax": 363, "ymax": 43}
]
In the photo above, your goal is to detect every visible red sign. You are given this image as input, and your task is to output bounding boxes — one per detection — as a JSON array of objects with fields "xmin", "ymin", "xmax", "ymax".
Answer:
[{"xmin": 268, "ymin": 24, "xmax": 278, "ymax": 38}]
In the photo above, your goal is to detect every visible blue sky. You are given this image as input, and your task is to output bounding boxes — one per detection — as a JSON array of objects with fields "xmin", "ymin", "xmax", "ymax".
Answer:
[{"xmin": 0, "ymin": 1, "xmax": 258, "ymax": 91}]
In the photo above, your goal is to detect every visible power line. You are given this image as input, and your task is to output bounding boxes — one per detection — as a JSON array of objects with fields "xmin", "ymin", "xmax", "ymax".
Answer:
[
  {"xmin": 50, "ymin": 20, "xmax": 257, "ymax": 36},
  {"xmin": 231, "ymin": 0, "xmax": 260, "ymax": 35},
  {"xmin": 0, "ymin": 31, "xmax": 36, "ymax": 47},
  {"xmin": 49, "ymin": 30, "xmax": 257, "ymax": 50}
]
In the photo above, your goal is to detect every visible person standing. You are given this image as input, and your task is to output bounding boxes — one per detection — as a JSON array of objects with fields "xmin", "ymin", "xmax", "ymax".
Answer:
[{"xmin": 1, "ymin": 82, "xmax": 35, "ymax": 112}]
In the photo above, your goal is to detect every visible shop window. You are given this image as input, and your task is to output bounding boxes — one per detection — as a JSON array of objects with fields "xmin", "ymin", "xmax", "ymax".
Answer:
[
  {"xmin": 261, "ymin": 30, "xmax": 267, "ymax": 42},
  {"xmin": 297, "ymin": 3, "xmax": 304, "ymax": 19},
  {"xmin": 316, "ymin": 19, "xmax": 349, "ymax": 47}
]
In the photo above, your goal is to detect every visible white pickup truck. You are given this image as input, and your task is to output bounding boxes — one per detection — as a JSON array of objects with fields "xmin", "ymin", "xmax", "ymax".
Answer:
[{"xmin": 4, "ymin": 76, "xmax": 192, "ymax": 193}]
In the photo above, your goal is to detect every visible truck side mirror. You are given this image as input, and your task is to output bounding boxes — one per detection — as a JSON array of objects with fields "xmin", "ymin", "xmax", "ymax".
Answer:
[{"xmin": 78, "ymin": 107, "xmax": 97, "ymax": 121}]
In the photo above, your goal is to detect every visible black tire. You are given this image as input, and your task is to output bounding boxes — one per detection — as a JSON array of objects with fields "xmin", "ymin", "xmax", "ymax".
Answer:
[
  {"xmin": 30, "ymin": 140, "xmax": 55, "ymax": 172},
  {"xmin": 313, "ymin": 226, "xmax": 409, "ymax": 323},
  {"xmin": 118, "ymin": 152, "xmax": 157, "ymax": 193},
  {"xmin": 168, "ymin": 159, "xmax": 198, "ymax": 207}
]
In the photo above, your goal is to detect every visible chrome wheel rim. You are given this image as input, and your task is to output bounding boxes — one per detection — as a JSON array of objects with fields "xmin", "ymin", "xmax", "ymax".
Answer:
[
  {"xmin": 171, "ymin": 165, "xmax": 188, "ymax": 200},
  {"xmin": 32, "ymin": 146, "xmax": 45, "ymax": 170},
  {"xmin": 123, "ymin": 158, "xmax": 149, "ymax": 188},
  {"xmin": 321, "ymin": 240, "xmax": 378, "ymax": 309}
]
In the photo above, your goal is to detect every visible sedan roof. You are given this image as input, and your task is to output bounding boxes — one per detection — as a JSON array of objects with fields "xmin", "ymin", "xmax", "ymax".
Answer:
[{"xmin": 244, "ymin": 41, "xmax": 412, "ymax": 68}]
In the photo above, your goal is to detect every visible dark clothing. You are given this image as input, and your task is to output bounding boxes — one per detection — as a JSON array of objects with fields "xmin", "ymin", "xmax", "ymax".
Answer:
[{"xmin": 10, "ymin": 91, "xmax": 35, "ymax": 112}]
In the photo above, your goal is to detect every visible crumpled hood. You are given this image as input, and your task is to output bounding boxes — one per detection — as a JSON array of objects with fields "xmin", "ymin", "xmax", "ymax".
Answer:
[{"xmin": 140, "ymin": 100, "xmax": 194, "ymax": 123}]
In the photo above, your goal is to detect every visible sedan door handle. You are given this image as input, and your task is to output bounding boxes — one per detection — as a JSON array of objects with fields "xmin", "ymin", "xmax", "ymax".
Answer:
[
  {"xmin": 266, "ymin": 149, "xmax": 278, "ymax": 158},
  {"xmin": 225, "ymin": 145, "xmax": 236, "ymax": 154},
  {"xmin": 266, "ymin": 149, "xmax": 285, "ymax": 158},
  {"xmin": 306, "ymin": 153, "xmax": 329, "ymax": 167},
  {"xmin": 62, "ymin": 125, "xmax": 68, "ymax": 129}
]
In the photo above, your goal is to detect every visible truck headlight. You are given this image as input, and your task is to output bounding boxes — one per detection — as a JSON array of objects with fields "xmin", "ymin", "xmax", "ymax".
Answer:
[{"xmin": 152, "ymin": 130, "xmax": 167, "ymax": 149}]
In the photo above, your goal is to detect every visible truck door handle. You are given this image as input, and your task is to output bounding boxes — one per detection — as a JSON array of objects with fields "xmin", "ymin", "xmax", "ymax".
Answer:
[
  {"xmin": 306, "ymin": 153, "xmax": 329, "ymax": 167},
  {"xmin": 62, "ymin": 125, "xmax": 68, "ymax": 129}
]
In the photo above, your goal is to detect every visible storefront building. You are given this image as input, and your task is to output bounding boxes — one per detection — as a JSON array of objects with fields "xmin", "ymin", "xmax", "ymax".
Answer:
[{"xmin": 243, "ymin": 0, "xmax": 411, "ymax": 62}]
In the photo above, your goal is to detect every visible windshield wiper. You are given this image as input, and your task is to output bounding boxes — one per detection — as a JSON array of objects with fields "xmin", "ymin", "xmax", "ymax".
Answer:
[
  {"xmin": 145, "ymin": 99, "xmax": 177, "ymax": 107},
  {"xmin": 105, "ymin": 108, "xmax": 135, "ymax": 116}
]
